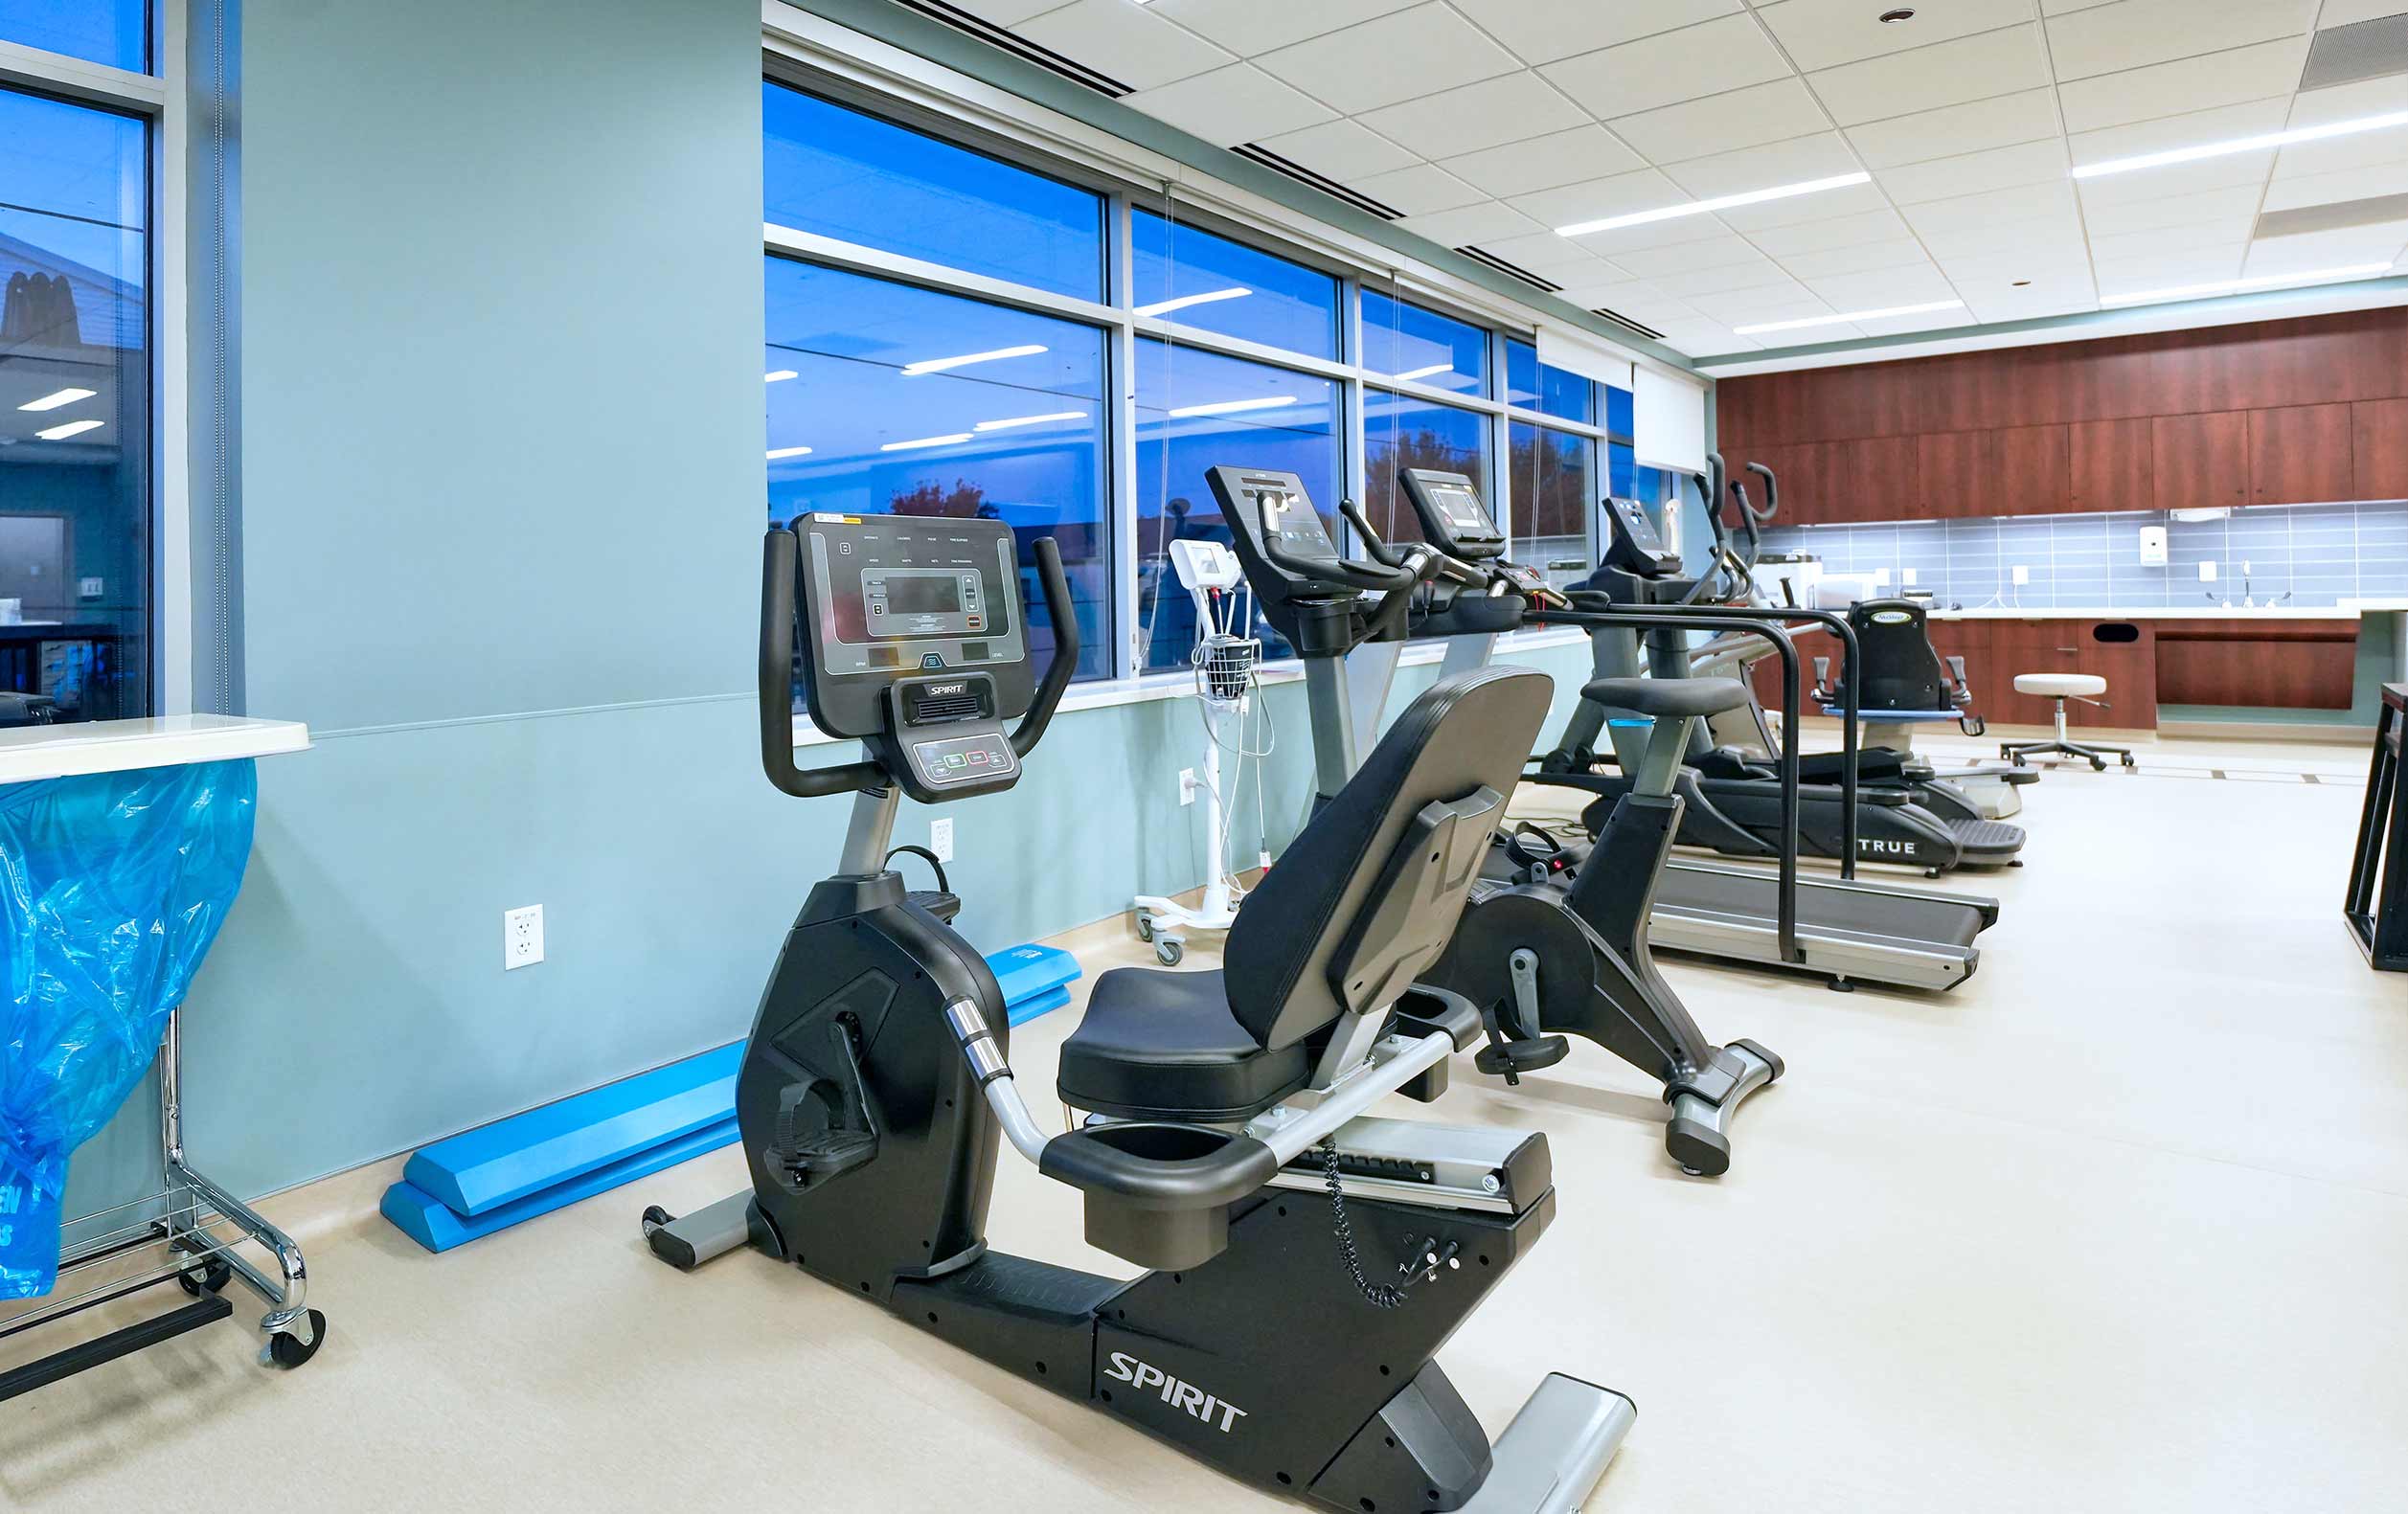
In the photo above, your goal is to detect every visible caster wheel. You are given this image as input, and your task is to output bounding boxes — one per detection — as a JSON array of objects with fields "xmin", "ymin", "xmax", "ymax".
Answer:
[
  {"xmin": 642, "ymin": 1205, "xmax": 673, "ymax": 1235},
  {"xmin": 1666, "ymin": 1117, "xmax": 1731, "ymax": 1179},
  {"xmin": 1135, "ymin": 913, "xmax": 1154, "ymax": 943},
  {"xmin": 265, "ymin": 1310, "xmax": 328, "ymax": 1370},
  {"xmin": 2121, "ymin": 756, "xmax": 2136, "ymax": 769},
  {"xmin": 177, "ymin": 1258, "xmax": 233, "ymax": 1297},
  {"xmin": 1155, "ymin": 937, "xmax": 1184, "ymax": 966}
]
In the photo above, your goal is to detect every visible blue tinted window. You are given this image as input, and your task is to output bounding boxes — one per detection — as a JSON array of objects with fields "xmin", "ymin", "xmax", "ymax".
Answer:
[
  {"xmin": 1504, "ymin": 339, "xmax": 1595, "ymax": 425},
  {"xmin": 0, "ymin": 1, "xmax": 145, "ymax": 70},
  {"xmin": 1512, "ymin": 422, "xmax": 1594, "ymax": 588},
  {"xmin": 1360, "ymin": 290, "xmax": 1485, "ymax": 396},
  {"xmin": 765, "ymin": 259, "xmax": 1111, "ymax": 681},
  {"xmin": 1604, "ymin": 385, "xmax": 1634, "ymax": 439},
  {"xmin": 1365, "ymin": 392, "xmax": 1490, "ymax": 552},
  {"xmin": 1133, "ymin": 210, "xmax": 1338, "ymax": 359},
  {"xmin": 1607, "ymin": 441, "xmax": 1662, "ymax": 504},
  {"xmin": 763, "ymin": 83, "xmax": 1103, "ymax": 301},
  {"xmin": 0, "ymin": 89, "xmax": 148, "ymax": 720},
  {"xmin": 1135, "ymin": 339, "xmax": 1341, "ymax": 669}
]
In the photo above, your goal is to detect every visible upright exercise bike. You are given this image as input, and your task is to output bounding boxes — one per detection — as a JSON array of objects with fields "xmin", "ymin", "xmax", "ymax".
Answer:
[{"xmin": 643, "ymin": 511, "xmax": 1633, "ymax": 1513}]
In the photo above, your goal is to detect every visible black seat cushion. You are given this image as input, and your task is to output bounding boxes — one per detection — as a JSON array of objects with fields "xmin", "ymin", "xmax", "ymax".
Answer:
[
  {"xmin": 1581, "ymin": 674, "xmax": 1751, "ymax": 719},
  {"xmin": 1056, "ymin": 968, "xmax": 1313, "ymax": 1121}
]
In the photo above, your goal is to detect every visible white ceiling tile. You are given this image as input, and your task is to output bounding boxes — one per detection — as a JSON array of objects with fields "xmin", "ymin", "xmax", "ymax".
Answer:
[
  {"xmin": 1805, "ymin": 265, "xmax": 1963, "ymax": 308},
  {"xmin": 1915, "ymin": 212, "xmax": 2087, "ymax": 260},
  {"xmin": 1144, "ymin": 0, "xmax": 1422, "ymax": 56},
  {"xmin": 1608, "ymin": 78, "xmax": 1834, "ymax": 162},
  {"xmin": 1757, "ymin": 0, "xmax": 2041, "ymax": 73},
  {"xmin": 1254, "ymin": 4, "xmax": 1520, "ymax": 114},
  {"xmin": 1743, "ymin": 207, "xmax": 1914, "ymax": 253},
  {"xmin": 2073, "ymin": 150, "xmax": 2279, "ymax": 209},
  {"xmin": 1844, "ymin": 89, "xmax": 2061, "ymax": 169},
  {"xmin": 1806, "ymin": 26, "xmax": 2051, "ymax": 127},
  {"xmin": 1391, "ymin": 201, "xmax": 1545, "ymax": 245},
  {"xmin": 1850, "ymin": 306, "xmax": 1975, "ymax": 338},
  {"xmin": 1901, "ymin": 178, "xmax": 2079, "ymax": 237},
  {"xmin": 2066, "ymin": 99, "xmax": 2291, "ymax": 166},
  {"xmin": 2274, "ymin": 127, "xmax": 2408, "ymax": 184},
  {"xmin": 1685, "ymin": 283, "xmax": 1833, "ymax": 323},
  {"xmin": 1506, "ymin": 169, "xmax": 1688, "ymax": 230},
  {"xmin": 2319, "ymin": 0, "xmax": 2408, "ymax": 24},
  {"xmin": 1565, "ymin": 212, "xmax": 1746, "ymax": 256},
  {"xmin": 1117, "ymin": 63, "xmax": 1334, "ymax": 146},
  {"xmin": 1612, "ymin": 233, "xmax": 1776, "ymax": 276},
  {"xmin": 2263, "ymin": 160, "xmax": 2408, "ymax": 214},
  {"xmin": 2092, "ymin": 251, "xmax": 2251, "ymax": 294},
  {"xmin": 2244, "ymin": 225, "xmax": 2408, "ymax": 274},
  {"xmin": 1656, "ymin": 324, "xmax": 1766, "ymax": 354},
  {"xmin": 1538, "ymin": 14, "xmax": 1794, "ymax": 120},
  {"xmin": 1447, "ymin": 0, "xmax": 1742, "ymax": 66},
  {"xmin": 935, "ymin": 0, "xmax": 1062, "ymax": 24},
  {"xmin": 1649, "ymin": 258, "xmax": 1793, "ymax": 298},
  {"xmin": 2289, "ymin": 76, "xmax": 2408, "ymax": 130},
  {"xmin": 1715, "ymin": 177, "xmax": 1893, "ymax": 230},
  {"xmin": 1553, "ymin": 274, "xmax": 1650, "ymax": 306},
  {"xmin": 1876, "ymin": 139, "xmax": 2069, "ymax": 206},
  {"xmin": 1767, "ymin": 237, "xmax": 1936, "ymax": 279},
  {"xmin": 2045, "ymin": 0, "xmax": 2315, "ymax": 83},
  {"xmin": 1014, "ymin": 0, "xmax": 1235, "ymax": 90},
  {"xmin": 1472, "ymin": 231, "xmax": 1621, "ymax": 274},
  {"xmin": 1938, "ymin": 251, "xmax": 2094, "ymax": 288},
  {"xmin": 2055, "ymin": 38, "xmax": 2306, "ymax": 135},
  {"xmin": 1437, "ymin": 126, "xmax": 1644, "ymax": 197},
  {"xmin": 1348, "ymin": 163, "xmax": 1488, "ymax": 215},
  {"xmin": 2089, "ymin": 220, "xmax": 2252, "ymax": 264},
  {"xmin": 1354, "ymin": 74, "xmax": 1590, "ymax": 158},
  {"xmin": 2082, "ymin": 184, "xmax": 2267, "ymax": 236},
  {"xmin": 1660, "ymin": 132, "xmax": 1862, "ymax": 200},
  {"xmin": 1254, "ymin": 119, "xmax": 1421, "ymax": 180}
]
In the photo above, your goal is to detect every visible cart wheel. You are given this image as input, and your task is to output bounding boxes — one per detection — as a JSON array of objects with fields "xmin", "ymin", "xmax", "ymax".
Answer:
[
  {"xmin": 641, "ymin": 1204, "xmax": 674, "ymax": 1236},
  {"xmin": 266, "ymin": 1310, "xmax": 328, "ymax": 1370},
  {"xmin": 178, "ymin": 1258, "xmax": 233, "ymax": 1297},
  {"xmin": 1155, "ymin": 937, "xmax": 1184, "ymax": 966},
  {"xmin": 1135, "ymin": 913, "xmax": 1155, "ymax": 943},
  {"xmin": 2120, "ymin": 754, "xmax": 2136, "ymax": 769}
]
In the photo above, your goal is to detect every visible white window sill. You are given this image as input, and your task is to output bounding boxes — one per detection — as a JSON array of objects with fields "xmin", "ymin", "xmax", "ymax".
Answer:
[{"xmin": 789, "ymin": 624, "xmax": 1588, "ymax": 747}]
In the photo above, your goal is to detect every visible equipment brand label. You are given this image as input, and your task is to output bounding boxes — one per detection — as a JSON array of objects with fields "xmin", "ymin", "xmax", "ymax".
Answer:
[{"xmin": 1105, "ymin": 1351, "xmax": 1248, "ymax": 1433}]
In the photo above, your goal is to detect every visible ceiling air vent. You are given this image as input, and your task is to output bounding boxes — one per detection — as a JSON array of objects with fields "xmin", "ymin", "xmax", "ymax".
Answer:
[
  {"xmin": 1452, "ymin": 246, "xmax": 1562, "ymax": 293},
  {"xmin": 2301, "ymin": 11, "xmax": 2408, "ymax": 91},
  {"xmin": 1229, "ymin": 145, "xmax": 1404, "ymax": 219},
  {"xmin": 1591, "ymin": 307, "xmax": 1665, "ymax": 341},
  {"xmin": 2255, "ymin": 192, "xmax": 2408, "ymax": 239},
  {"xmin": 895, "ymin": 1, "xmax": 1135, "ymax": 97}
]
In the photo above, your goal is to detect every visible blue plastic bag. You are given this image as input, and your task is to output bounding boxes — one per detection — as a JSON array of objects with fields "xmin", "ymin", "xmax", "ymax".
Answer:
[{"xmin": 1, "ymin": 759, "xmax": 258, "ymax": 1298}]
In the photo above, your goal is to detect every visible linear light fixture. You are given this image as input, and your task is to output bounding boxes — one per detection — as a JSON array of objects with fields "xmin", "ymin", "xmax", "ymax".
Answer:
[
  {"xmin": 2098, "ymin": 263, "xmax": 2394, "ymax": 307},
  {"xmin": 1556, "ymin": 172, "xmax": 1871, "ymax": 237},
  {"xmin": 974, "ymin": 411, "xmax": 1085, "ymax": 431},
  {"xmin": 1134, "ymin": 286, "xmax": 1250, "ymax": 318},
  {"xmin": 766, "ymin": 445, "xmax": 814, "ymax": 460},
  {"xmin": 2073, "ymin": 110, "xmax": 2408, "ymax": 179},
  {"xmin": 1733, "ymin": 300, "xmax": 1965, "ymax": 335},
  {"xmin": 1388, "ymin": 363, "xmax": 1453, "ymax": 382},
  {"xmin": 34, "ymin": 418, "xmax": 105, "ymax": 441},
  {"xmin": 900, "ymin": 344, "xmax": 1048, "ymax": 376},
  {"xmin": 880, "ymin": 432, "xmax": 976, "ymax": 451},
  {"xmin": 17, "ymin": 387, "xmax": 96, "ymax": 412},
  {"xmin": 1167, "ymin": 395, "xmax": 1298, "ymax": 418},
  {"xmin": 764, "ymin": 370, "xmax": 798, "ymax": 383}
]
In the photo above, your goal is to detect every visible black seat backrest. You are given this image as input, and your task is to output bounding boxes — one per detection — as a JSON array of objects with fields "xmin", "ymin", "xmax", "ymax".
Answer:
[
  {"xmin": 1842, "ymin": 598, "xmax": 1949, "ymax": 711},
  {"xmin": 1224, "ymin": 666, "xmax": 1552, "ymax": 1051}
]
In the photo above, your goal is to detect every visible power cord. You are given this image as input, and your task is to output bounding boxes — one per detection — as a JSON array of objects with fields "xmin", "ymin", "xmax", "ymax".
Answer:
[{"xmin": 1319, "ymin": 1140, "xmax": 1406, "ymax": 1311}]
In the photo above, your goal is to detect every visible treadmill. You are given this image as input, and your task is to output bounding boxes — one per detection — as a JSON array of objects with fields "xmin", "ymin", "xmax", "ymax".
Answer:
[{"xmin": 1369, "ymin": 469, "xmax": 2000, "ymax": 992}]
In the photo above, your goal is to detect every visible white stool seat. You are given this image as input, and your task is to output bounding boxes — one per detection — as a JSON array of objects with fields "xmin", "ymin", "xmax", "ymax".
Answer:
[{"xmin": 2014, "ymin": 673, "xmax": 2106, "ymax": 698}]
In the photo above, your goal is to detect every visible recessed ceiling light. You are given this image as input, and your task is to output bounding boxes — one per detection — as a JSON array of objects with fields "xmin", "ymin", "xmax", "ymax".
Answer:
[
  {"xmin": 1167, "ymin": 395, "xmax": 1298, "ymax": 418},
  {"xmin": 1133, "ymin": 286, "xmax": 1250, "ymax": 318},
  {"xmin": 2098, "ymin": 263, "xmax": 2394, "ymax": 307},
  {"xmin": 1556, "ymin": 172, "xmax": 1872, "ymax": 237},
  {"xmin": 2073, "ymin": 110, "xmax": 2408, "ymax": 179},
  {"xmin": 766, "ymin": 445, "xmax": 813, "ymax": 460},
  {"xmin": 34, "ymin": 418, "xmax": 104, "ymax": 441},
  {"xmin": 973, "ymin": 411, "xmax": 1086, "ymax": 431},
  {"xmin": 17, "ymin": 387, "xmax": 96, "ymax": 412},
  {"xmin": 1879, "ymin": 8, "xmax": 1916, "ymax": 21},
  {"xmin": 1733, "ymin": 299, "xmax": 1965, "ymax": 336},
  {"xmin": 764, "ymin": 370, "xmax": 798, "ymax": 383},
  {"xmin": 880, "ymin": 432, "xmax": 976, "ymax": 451},
  {"xmin": 899, "ymin": 344, "xmax": 1048, "ymax": 376}
]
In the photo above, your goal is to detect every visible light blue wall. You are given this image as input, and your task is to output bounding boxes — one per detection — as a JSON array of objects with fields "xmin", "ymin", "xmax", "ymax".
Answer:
[{"xmin": 62, "ymin": 0, "xmax": 1599, "ymax": 1215}]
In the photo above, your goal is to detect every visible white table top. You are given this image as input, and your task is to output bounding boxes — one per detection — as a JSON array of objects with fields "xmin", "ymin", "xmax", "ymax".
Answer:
[
  {"xmin": 0, "ymin": 714, "xmax": 311, "ymax": 785},
  {"xmin": 1931, "ymin": 602, "xmax": 2408, "ymax": 621}
]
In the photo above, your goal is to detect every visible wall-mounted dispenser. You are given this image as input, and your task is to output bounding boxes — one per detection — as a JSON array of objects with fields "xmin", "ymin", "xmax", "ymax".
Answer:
[{"xmin": 2139, "ymin": 525, "xmax": 2169, "ymax": 566}]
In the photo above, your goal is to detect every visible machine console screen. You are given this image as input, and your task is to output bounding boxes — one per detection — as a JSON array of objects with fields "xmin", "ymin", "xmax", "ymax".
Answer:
[{"xmin": 804, "ymin": 515, "xmax": 1026, "ymax": 680}]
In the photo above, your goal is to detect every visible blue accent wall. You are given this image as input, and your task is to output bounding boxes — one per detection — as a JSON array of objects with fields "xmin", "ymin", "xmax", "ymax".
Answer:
[{"xmin": 62, "ymin": 0, "xmax": 1597, "ymax": 1214}]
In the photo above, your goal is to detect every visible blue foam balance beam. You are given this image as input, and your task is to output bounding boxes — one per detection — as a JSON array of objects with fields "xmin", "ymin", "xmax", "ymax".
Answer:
[
  {"xmin": 381, "ymin": 1119, "xmax": 738, "ymax": 1254},
  {"xmin": 989, "ymin": 942, "xmax": 1079, "ymax": 1025}
]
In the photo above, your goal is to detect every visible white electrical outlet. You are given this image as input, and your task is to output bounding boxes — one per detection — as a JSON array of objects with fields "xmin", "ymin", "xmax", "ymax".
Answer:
[
  {"xmin": 1179, "ymin": 767, "xmax": 1197, "ymax": 806},
  {"xmin": 931, "ymin": 816, "xmax": 955, "ymax": 864},
  {"xmin": 504, "ymin": 905, "xmax": 544, "ymax": 970},
  {"xmin": 2011, "ymin": 565, "xmax": 2030, "ymax": 586},
  {"xmin": 1872, "ymin": 567, "xmax": 1891, "ymax": 587},
  {"xmin": 1901, "ymin": 568, "xmax": 1918, "ymax": 586},
  {"xmin": 2200, "ymin": 561, "xmax": 2218, "ymax": 582},
  {"xmin": 78, "ymin": 576, "xmax": 103, "ymax": 599}
]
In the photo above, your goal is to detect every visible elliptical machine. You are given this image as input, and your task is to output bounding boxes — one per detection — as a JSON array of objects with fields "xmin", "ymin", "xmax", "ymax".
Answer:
[
  {"xmin": 643, "ymin": 511, "xmax": 1633, "ymax": 1513},
  {"xmin": 1208, "ymin": 465, "xmax": 1781, "ymax": 1178}
]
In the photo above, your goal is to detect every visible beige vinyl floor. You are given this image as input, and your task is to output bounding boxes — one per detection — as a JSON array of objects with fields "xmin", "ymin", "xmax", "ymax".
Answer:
[{"xmin": 6, "ymin": 730, "xmax": 2406, "ymax": 1512}]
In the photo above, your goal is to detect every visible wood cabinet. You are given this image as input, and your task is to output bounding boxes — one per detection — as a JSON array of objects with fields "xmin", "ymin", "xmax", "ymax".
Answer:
[
  {"xmin": 2352, "ymin": 398, "xmax": 2408, "ymax": 500},
  {"xmin": 1915, "ymin": 431, "xmax": 1997, "ymax": 518},
  {"xmin": 2068, "ymin": 418, "xmax": 2152, "ymax": 512},
  {"xmin": 2151, "ymin": 412, "xmax": 2249, "ymax": 511},
  {"xmin": 1995, "ymin": 424, "xmax": 2070, "ymax": 514},
  {"xmin": 2248, "ymin": 403, "xmax": 2355, "ymax": 505},
  {"xmin": 2154, "ymin": 619, "xmax": 2358, "ymax": 709}
]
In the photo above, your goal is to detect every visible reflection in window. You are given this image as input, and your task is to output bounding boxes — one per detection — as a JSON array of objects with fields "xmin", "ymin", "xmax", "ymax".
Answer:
[
  {"xmin": 1134, "ymin": 339, "xmax": 1340, "ymax": 670},
  {"xmin": 763, "ymin": 82, "xmax": 1103, "ymax": 301},
  {"xmin": 1504, "ymin": 339, "xmax": 1596, "ymax": 426},
  {"xmin": 1364, "ymin": 390, "xmax": 1489, "ymax": 550},
  {"xmin": 1511, "ymin": 423, "xmax": 1594, "ymax": 588},
  {"xmin": 1608, "ymin": 441, "xmax": 1666, "ymax": 505},
  {"xmin": 764, "ymin": 258, "xmax": 1111, "ymax": 681},
  {"xmin": 0, "ymin": 1, "xmax": 146, "ymax": 70},
  {"xmin": 1132, "ymin": 209, "xmax": 1337, "ymax": 360},
  {"xmin": 1359, "ymin": 289, "xmax": 1485, "ymax": 396},
  {"xmin": 1605, "ymin": 384, "xmax": 1634, "ymax": 439},
  {"xmin": 0, "ymin": 89, "xmax": 148, "ymax": 723}
]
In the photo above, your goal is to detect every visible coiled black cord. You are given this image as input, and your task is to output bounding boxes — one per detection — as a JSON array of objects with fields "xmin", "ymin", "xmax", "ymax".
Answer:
[{"xmin": 1320, "ymin": 1140, "xmax": 1406, "ymax": 1310}]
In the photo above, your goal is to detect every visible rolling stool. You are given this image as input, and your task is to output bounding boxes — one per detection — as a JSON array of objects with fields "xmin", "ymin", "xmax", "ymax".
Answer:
[{"xmin": 2002, "ymin": 673, "xmax": 2134, "ymax": 771}]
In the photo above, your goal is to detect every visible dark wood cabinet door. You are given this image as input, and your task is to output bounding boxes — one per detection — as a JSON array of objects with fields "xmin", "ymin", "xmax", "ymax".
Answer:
[
  {"xmin": 2068, "ymin": 418, "xmax": 2153, "ymax": 512},
  {"xmin": 1994, "ymin": 424, "xmax": 2070, "ymax": 514},
  {"xmin": 1915, "ymin": 431, "xmax": 1997, "ymax": 518},
  {"xmin": 2352, "ymin": 398, "xmax": 2408, "ymax": 500},
  {"xmin": 1841, "ymin": 435, "xmax": 1920, "ymax": 522},
  {"xmin": 2151, "ymin": 412, "xmax": 2248, "ymax": 510},
  {"xmin": 2248, "ymin": 403, "xmax": 2355, "ymax": 505}
]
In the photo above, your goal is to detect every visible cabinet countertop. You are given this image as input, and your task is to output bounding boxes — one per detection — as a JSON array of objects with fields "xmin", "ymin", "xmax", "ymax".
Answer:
[{"xmin": 1920, "ymin": 603, "xmax": 2408, "ymax": 621}]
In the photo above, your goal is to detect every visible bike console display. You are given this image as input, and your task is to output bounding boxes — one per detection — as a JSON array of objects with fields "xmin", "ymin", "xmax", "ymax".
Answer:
[
  {"xmin": 1602, "ymin": 496, "xmax": 1682, "ymax": 579},
  {"xmin": 1398, "ymin": 468, "xmax": 1507, "ymax": 562}
]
